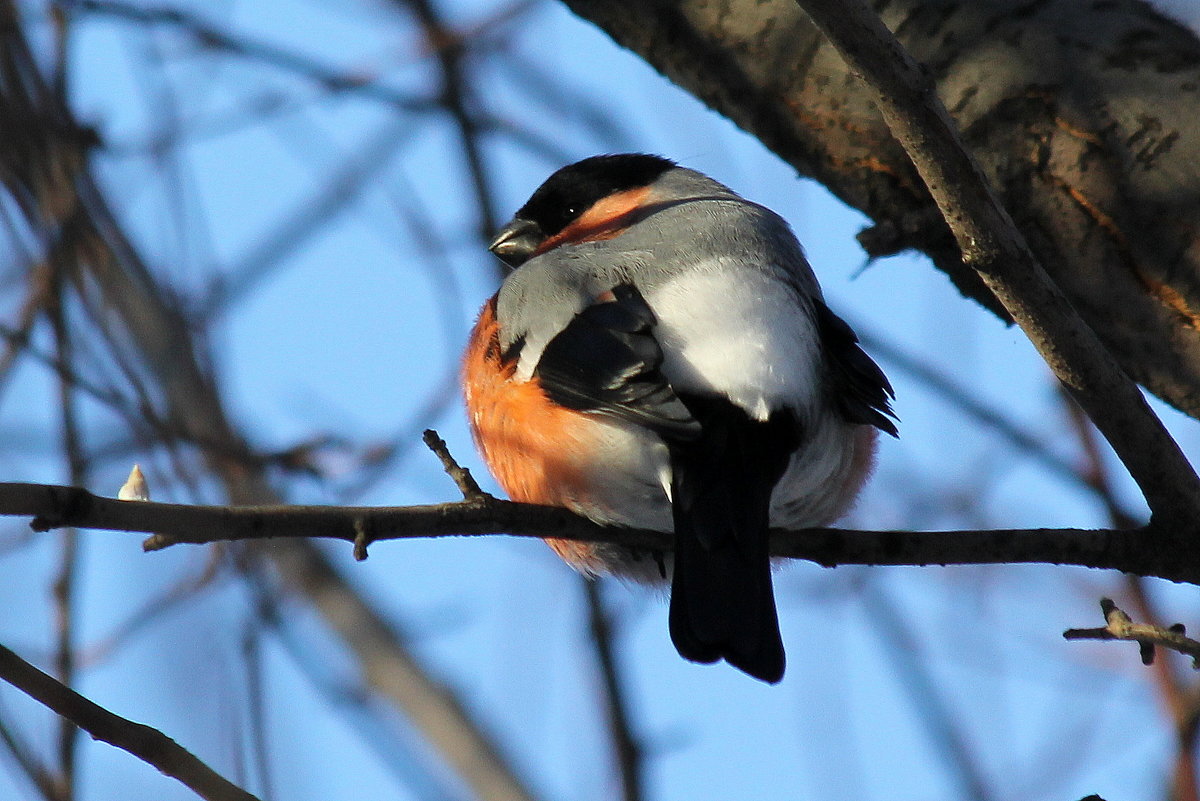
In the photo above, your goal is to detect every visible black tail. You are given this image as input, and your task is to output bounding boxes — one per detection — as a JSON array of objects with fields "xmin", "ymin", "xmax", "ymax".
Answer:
[{"xmin": 666, "ymin": 396, "xmax": 799, "ymax": 684}]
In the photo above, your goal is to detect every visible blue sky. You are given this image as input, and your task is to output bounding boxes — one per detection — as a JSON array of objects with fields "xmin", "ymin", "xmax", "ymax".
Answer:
[{"xmin": 3, "ymin": 1, "xmax": 1200, "ymax": 799}]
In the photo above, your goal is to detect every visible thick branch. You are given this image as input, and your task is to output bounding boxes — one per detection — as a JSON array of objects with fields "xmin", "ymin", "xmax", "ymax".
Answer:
[
  {"xmin": 2, "ymin": 480, "xmax": 1193, "ymax": 582},
  {"xmin": 0, "ymin": 643, "xmax": 260, "ymax": 801},
  {"xmin": 558, "ymin": 0, "xmax": 1200, "ymax": 424},
  {"xmin": 793, "ymin": 0, "xmax": 1200, "ymax": 527}
]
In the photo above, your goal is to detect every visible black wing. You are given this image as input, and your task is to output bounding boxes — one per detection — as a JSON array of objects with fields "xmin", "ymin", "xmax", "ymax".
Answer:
[
  {"xmin": 816, "ymin": 302, "xmax": 899, "ymax": 437},
  {"xmin": 534, "ymin": 283, "xmax": 701, "ymax": 440}
]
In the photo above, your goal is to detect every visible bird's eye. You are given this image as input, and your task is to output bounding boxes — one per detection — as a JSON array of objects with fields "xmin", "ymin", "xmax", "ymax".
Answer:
[{"xmin": 566, "ymin": 206, "xmax": 577, "ymax": 216}]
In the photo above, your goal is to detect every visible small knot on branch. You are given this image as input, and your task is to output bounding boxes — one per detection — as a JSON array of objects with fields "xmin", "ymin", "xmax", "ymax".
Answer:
[
  {"xmin": 352, "ymin": 516, "xmax": 373, "ymax": 561},
  {"xmin": 1064, "ymin": 597, "xmax": 1200, "ymax": 668}
]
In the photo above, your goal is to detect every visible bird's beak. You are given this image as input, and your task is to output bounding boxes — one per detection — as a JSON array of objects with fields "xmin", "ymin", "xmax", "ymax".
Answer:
[{"xmin": 488, "ymin": 218, "xmax": 544, "ymax": 268}]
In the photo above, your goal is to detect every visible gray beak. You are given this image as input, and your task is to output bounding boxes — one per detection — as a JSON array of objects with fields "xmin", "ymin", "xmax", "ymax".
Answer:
[{"xmin": 488, "ymin": 218, "xmax": 544, "ymax": 268}]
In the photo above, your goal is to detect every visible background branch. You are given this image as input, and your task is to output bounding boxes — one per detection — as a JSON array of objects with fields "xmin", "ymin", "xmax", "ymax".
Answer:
[
  {"xmin": 583, "ymin": 579, "xmax": 643, "ymax": 801},
  {"xmin": 0, "ymin": 644, "xmax": 261, "ymax": 801},
  {"xmin": 0, "ymin": 4, "xmax": 544, "ymax": 797}
]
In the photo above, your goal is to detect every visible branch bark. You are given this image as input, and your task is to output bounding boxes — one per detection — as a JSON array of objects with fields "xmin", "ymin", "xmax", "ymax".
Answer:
[
  {"xmin": 787, "ymin": 0, "xmax": 1200, "ymax": 524},
  {"xmin": 4, "ymin": 480, "xmax": 1196, "ymax": 583}
]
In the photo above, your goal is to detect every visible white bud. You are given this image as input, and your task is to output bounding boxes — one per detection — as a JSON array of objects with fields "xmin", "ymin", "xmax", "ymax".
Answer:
[{"xmin": 118, "ymin": 464, "xmax": 150, "ymax": 502}]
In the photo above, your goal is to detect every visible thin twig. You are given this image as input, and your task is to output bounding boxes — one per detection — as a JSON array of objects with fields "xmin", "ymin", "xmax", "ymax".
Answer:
[
  {"xmin": 0, "ymin": 643, "xmax": 261, "ymax": 801},
  {"xmin": 352, "ymin": 516, "xmax": 373, "ymax": 562},
  {"xmin": 422, "ymin": 429, "xmax": 488, "ymax": 500},
  {"xmin": 1126, "ymin": 577, "xmax": 1200, "ymax": 801},
  {"xmin": 1064, "ymin": 599, "xmax": 1200, "ymax": 668},
  {"xmin": 1060, "ymin": 387, "xmax": 1199, "ymax": 800}
]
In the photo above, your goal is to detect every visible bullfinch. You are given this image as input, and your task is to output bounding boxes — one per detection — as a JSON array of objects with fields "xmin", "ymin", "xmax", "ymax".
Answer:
[{"xmin": 463, "ymin": 154, "xmax": 896, "ymax": 683}]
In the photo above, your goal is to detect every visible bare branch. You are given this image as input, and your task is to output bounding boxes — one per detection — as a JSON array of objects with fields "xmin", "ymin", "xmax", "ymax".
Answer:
[
  {"xmin": 1061, "ymin": 389, "xmax": 1200, "ymax": 799},
  {"xmin": 0, "ymin": 643, "xmax": 261, "ymax": 801},
  {"xmin": 1125, "ymin": 577, "xmax": 1200, "ymax": 801},
  {"xmin": 1064, "ymin": 598, "xmax": 1200, "ymax": 668},
  {"xmin": 2, "ymin": 479, "xmax": 1193, "ymax": 583}
]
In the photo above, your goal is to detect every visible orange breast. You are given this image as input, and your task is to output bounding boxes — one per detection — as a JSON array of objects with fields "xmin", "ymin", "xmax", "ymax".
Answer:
[{"xmin": 462, "ymin": 297, "xmax": 610, "ymax": 570}]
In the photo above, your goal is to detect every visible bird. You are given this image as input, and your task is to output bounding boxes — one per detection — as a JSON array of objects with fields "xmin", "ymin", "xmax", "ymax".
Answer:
[{"xmin": 463, "ymin": 154, "xmax": 896, "ymax": 683}]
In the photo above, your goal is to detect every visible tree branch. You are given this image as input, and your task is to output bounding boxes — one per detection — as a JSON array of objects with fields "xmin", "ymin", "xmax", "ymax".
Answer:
[
  {"xmin": 1064, "ymin": 598, "xmax": 1200, "ymax": 669},
  {"xmin": 791, "ymin": 0, "xmax": 1200, "ymax": 527},
  {"xmin": 422, "ymin": 429, "xmax": 488, "ymax": 500},
  {"xmin": 558, "ymin": 0, "xmax": 1200, "ymax": 424},
  {"xmin": 2, "ymin": 479, "xmax": 1193, "ymax": 582},
  {"xmin": 0, "ymin": 643, "xmax": 260, "ymax": 801}
]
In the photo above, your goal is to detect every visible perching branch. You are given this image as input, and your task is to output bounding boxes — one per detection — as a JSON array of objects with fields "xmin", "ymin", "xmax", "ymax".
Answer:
[
  {"xmin": 0, "ymin": 643, "xmax": 261, "ymax": 801},
  {"xmin": 1064, "ymin": 598, "xmax": 1200, "ymax": 669},
  {"xmin": 1, "ymin": 478, "xmax": 1192, "ymax": 583}
]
